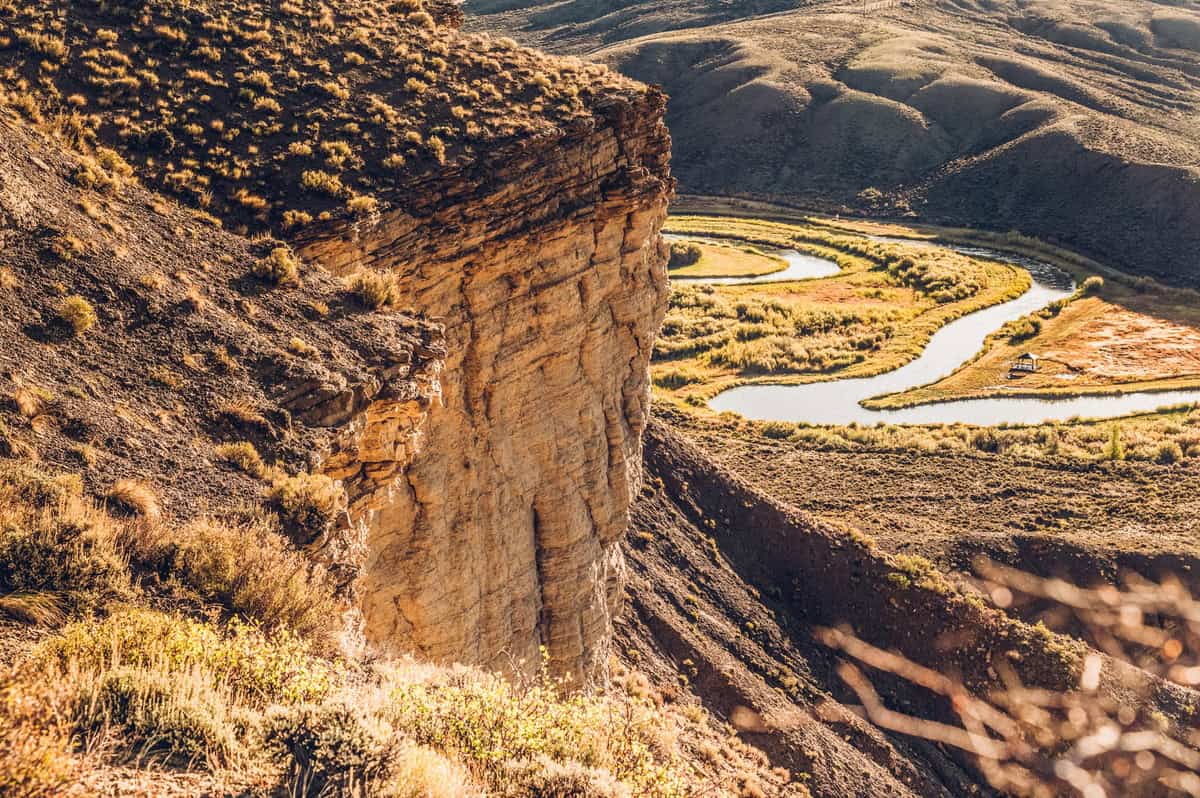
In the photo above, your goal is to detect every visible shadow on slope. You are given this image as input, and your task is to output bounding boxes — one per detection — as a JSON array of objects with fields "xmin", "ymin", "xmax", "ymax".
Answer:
[{"xmin": 621, "ymin": 419, "xmax": 1200, "ymax": 796}]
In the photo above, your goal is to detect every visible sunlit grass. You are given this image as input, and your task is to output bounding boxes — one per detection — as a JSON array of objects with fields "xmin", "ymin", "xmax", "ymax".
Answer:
[{"xmin": 653, "ymin": 215, "xmax": 1029, "ymax": 407}]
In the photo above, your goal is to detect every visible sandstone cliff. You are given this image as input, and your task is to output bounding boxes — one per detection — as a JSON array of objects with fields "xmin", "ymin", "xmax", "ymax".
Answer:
[
  {"xmin": 0, "ymin": 0, "xmax": 674, "ymax": 681},
  {"xmin": 299, "ymin": 91, "xmax": 672, "ymax": 680}
]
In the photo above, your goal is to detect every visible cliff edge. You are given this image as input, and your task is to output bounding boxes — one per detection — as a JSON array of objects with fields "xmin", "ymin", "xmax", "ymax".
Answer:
[{"xmin": 0, "ymin": 0, "xmax": 673, "ymax": 680}]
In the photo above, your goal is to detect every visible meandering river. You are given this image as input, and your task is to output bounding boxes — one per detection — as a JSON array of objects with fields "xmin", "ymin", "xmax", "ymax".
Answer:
[
  {"xmin": 695, "ymin": 238, "xmax": 1200, "ymax": 426},
  {"xmin": 665, "ymin": 234, "xmax": 840, "ymax": 283}
]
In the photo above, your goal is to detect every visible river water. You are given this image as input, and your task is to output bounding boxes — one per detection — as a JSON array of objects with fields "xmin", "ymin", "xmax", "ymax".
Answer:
[
  {"xmin": 664, "ymin": 234, "xmax": 840, "ymax": 284},
  {"xmin": 694, "ymin": 238, "xmax": 1200, "ymax": 426}
]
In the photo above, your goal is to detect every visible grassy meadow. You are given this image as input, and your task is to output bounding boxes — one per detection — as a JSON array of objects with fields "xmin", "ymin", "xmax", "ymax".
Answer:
[{"xmin": 666, "ymin": 238, "xmax": 787, "ymax": 278}]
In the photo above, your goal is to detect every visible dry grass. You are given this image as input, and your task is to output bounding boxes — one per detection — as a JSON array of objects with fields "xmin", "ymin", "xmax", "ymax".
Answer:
[
  {"xmin": 105, "ymin": 479, "xmax": 161, "ymax": 522},
  {"xmin": 699, "ymin": 399, "xmax": 1200, "ymax": 465},
  {"xmin": 667, "ymin": 239, "xmax": 787, "ymax": 278},
  {"xmin": 251, "ymin": 246, "xmax": 302, "ymax": 286},
  {"xmin": 819, "ymin": 562, "xmax": 1200, "ymax": 796},
  {"xmin": 0, "ymin": 665, "xmax": 75, "ymax": 798},
  {"xmin": 124, "ymin": 515, "xmax": 342, "ymax": 648},
  {"xmin": 213, "ymin": 441, "xmax": 267, "ymax": 479},
  {"xmin": 347, "ymin": 269, "xmax": 401, "ymax": 310},
  {"xmin": 7, "ymin": 607, "xmax": 705, "ymax": 796},
  {"xmin": 0, "ymin": 467, "xmax": 131, "ymax": 621},
  {"xmin": 268, "ymin": 472, "xmax": 345, "ymax": 547}
]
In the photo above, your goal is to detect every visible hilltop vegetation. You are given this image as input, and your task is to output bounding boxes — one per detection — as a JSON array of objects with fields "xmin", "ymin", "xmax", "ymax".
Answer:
[{"xmin": 0, "ymin": 0, "xmax": 640, "ymax": 235}]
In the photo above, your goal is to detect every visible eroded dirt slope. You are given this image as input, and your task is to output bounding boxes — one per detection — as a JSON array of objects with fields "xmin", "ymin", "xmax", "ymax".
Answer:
[
  {"xmin": 620, "ymin": 417, "xmax": 1200, "ymax": 796},
  {"xmin": 0, "ymin": 115, "xmax": 443, "ymax": 531}
]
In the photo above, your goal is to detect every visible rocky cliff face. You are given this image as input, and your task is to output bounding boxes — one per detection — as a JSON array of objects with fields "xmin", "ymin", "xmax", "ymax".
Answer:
[
  {"xmin": 0, "ymin": 0, "xmax": 673, "ymax": 683},
  {"xmin": 299, "ymin": 93, "xmax": 673, "ymax": 681}
]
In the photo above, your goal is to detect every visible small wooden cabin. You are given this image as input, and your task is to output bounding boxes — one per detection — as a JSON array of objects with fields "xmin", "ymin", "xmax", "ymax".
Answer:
[{"xmin": 1010, "ymin": 352, "xmax": 1040, "ymax": 374}]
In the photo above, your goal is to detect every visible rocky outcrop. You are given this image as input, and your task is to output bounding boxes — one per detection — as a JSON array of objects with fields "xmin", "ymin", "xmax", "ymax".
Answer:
[
  {"xmin": 0, "ymin": 0, "xmax": 673, "ymax": 683},
  {"xmin": 298, "ymin": 90, "xmax": 673, "ymax": 682},
  {"xmin": 283, "ymin": 331, "xmax": 446, "ymax": 606}
]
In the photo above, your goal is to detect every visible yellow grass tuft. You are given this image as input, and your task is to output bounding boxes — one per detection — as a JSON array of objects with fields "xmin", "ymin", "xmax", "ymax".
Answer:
[
  {"xmin": 57, "ymin": 295, "xmax": 97, "ymax": 334},
  {"xmin": 105, "ymin": 478, "xmax": 160, "ymax": 521}
]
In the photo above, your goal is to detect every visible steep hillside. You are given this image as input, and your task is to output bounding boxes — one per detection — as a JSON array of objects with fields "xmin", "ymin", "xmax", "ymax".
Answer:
[
  {"xmin": 0, "ymin": 115, "xmax": 445, "ymax": 614},
  {"xmin": 0, "ymin": 0, "xmax": 673, "ymax": 681},
  {"xmin": 620, "ymin": 418, "xmax": 1200, "ymax": 797},
  {"xmin": 467, "ymin": 0, "xmax": 1200, "ymax": 284}
]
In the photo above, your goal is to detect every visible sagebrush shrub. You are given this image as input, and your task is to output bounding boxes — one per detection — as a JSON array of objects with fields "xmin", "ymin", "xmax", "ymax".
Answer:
[
  {"xmin": 269, "ymin": 472, "xmax": 344, "ymax": 547},
  {"xmin": 265, "ymin": 702, "xmax": 400, "ymax": 798},
  {"xmin": 347, "ymin": 270, "xmax": 400, "ymax": 310},
  {"xmin": 0, "ymin": 494, "xmax": 130, "ymax": 619},
  {"xmin": 252, "ymin": 246, "xmax": 302, "ymax": 286},
  {"xmin": 58, "ymin": 295, "xmax": 97, "ymax": 334},
  {"xmin": 129, "ymin": 516, "xmax": 341, "ymax": 647}
]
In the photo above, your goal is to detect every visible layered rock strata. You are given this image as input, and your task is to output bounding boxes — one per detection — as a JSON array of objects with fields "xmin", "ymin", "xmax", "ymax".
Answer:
[{"xmin": 299, "ymin": 90, "xmax": 673, "ymax": 681}]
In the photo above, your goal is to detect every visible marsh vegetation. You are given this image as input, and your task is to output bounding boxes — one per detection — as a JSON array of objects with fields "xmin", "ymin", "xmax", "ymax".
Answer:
[{"xmin": 654, "ymin": 216, "xmax": 1029, "ymax": 405}]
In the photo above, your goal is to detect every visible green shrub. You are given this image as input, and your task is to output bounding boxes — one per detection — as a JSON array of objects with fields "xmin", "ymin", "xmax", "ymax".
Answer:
[
  {"xmin": 970, "ymin": 429, "xmax": 999, "ymax": 453},
  {"xmin": 386, "ymin": 659, "xmax": 685, "ymax": 797},
  {"xmin": 667, "ymin": 242, "xmax": 702, "ymax": 270},
  {"xmin": 760, "ymin": 421, "xmax": 795, "ymax": 440},
  {"xmin": 1079, "ymin": 275, "xmax": 1104, "ymax": 296},
  {"xmin": 1103, "ymin": 425, "xmax": 1125, "ymax": 462},
  {"xmin": 1156, "ymin": 441, "xmax": 1183, "ymax": 465},
  {"xmin": 652, "ymin": 368, "xmax": 702, "ymax": 390},
  {"xmin": 1006, "ymin": 317, "xmax": 1042, "ymax": 343},
  {"xmin": 268, "ymin": 473, "xmax": 344, "ymax": 547},
  {"xmin": 264, "ymin": 702, "xmax": 399, "ymax": 797}
]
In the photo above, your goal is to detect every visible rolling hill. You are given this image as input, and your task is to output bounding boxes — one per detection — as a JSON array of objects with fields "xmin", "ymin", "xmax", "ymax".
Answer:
[{"xmin": 466, "ymin": 0, "xmax": 1200, "ymax": 283}]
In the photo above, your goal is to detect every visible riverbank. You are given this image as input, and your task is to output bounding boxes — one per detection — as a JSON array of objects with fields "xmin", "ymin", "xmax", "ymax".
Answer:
[
  {"xmin": 665, "ymin": 237, "xmax": 788, "ymax": 278},
  {"xmin": 655, "ymin": 215, "xmax": 1031, "ymax": 407},
  {"xmin": 850, "ymin": 237, "xmax": 1200, "ymax": 409},
  {"xmin": 663, "ymin": 204, "xmax": 1200, "ymax": 420}
]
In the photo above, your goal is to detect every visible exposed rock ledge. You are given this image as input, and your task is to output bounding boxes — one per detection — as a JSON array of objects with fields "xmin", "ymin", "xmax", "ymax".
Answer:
[{"xmin": 299, "ymin": 89, "xmax": 673, "ymax": 682}]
